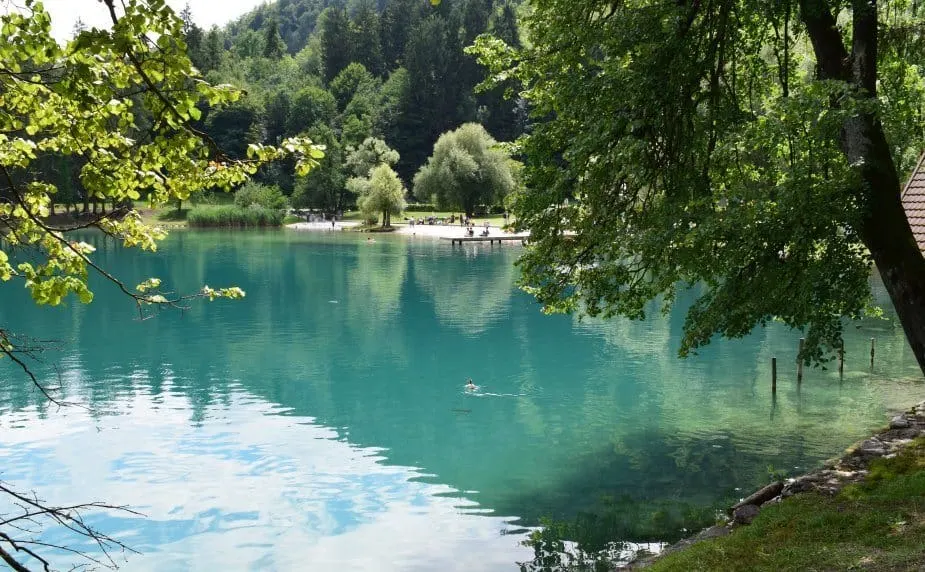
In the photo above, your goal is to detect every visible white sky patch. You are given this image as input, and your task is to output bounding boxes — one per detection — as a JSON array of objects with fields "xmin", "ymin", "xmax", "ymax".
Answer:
[{"xmin": 4, "ymin": 0, "xmax": 269, "ymax": 42}]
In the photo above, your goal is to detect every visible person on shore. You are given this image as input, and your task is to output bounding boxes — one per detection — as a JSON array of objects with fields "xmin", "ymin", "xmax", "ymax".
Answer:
[{"xmin": 465, "ymin": 378, "xmax": 478, "ymax": 391}]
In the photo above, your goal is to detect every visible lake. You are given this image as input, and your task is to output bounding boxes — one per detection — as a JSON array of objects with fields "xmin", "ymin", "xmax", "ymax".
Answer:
[{"xmin": 1, "ymin": 230, "xmax": 923, "ymax": 571}]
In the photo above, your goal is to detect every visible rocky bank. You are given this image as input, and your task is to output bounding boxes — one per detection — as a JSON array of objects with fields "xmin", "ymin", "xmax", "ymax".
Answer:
[{"xmin": 629, "ymin": 400, "xmax": 925, "ymax": 568}]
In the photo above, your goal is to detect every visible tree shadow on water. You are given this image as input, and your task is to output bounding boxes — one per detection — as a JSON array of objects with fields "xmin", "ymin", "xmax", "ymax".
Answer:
[{"xmin": 502, "ymin": 428, "xmax": 815, "ymax": 570}]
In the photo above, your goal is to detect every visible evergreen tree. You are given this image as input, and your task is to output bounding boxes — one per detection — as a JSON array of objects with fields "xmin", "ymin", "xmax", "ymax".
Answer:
[
  {"xmin": 395, "ymin": 15, "xmax": 458, "ymax": 182},
  {"xmin": 179, "ymin": 2, "xmax": 194, "ymax": 35},
  {"xmin": 71, "ymin": 17, "xmax": 86, "ymax": 37},
  {"xmin": 320, "ymin": 7, "xmax": 353, "ymax": 84},
  {"xmin": 202, "ymin": 27, "xmax": 224, "ymax": 73},
  {"xmin": 263, "ymin": 18, "xmax": 288, "ymax": 59},
  {"xmin": 377, "ymin": 67, "xmax": 410, "ymax": 141},
  {"xmin": 265, "ymin": 92, "xmax": 292, "ymax": 143},
  {"xmin": 350, "ymin": 0, "xmax": 383, "ymax": 76},
  {"xmin": 491, "ymin": 1, "xmax": 520, "ymax": 48},
  {"xmin": 480, "ymin": 0, "xmax": 524, "ymax": 142},
  {"xmin": 185, "ymin": 23, "xmax": 206, "ymax": 71}
]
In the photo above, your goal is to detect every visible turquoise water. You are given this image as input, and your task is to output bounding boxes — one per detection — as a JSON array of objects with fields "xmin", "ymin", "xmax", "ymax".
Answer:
[{"xmin": 1, "ymin": 230, "xmax": 923, "ymax": 570}]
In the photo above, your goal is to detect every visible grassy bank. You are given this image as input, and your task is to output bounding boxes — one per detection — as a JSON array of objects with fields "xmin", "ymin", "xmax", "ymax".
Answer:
[
  {"xmin": 187, "ymin": 205, "xmax": 283, "ymax": 227},
  {"xmin": 649, "ymin": 437, "xmax": 925, "ymax": 571}
]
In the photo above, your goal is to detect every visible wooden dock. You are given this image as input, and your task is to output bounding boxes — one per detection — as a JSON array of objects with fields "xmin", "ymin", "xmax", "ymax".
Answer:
[{"xmin": 441, "ymin": 235, "xmax": 529, "ymax": 245}]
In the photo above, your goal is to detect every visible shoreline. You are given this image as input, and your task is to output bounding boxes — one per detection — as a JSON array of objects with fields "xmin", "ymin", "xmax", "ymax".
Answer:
[
  {"xmin": 629, "ymin": 399, "xmax": 925, "ymax": 569},
  {"xmin": 286, "ymin": 220, "xmax": 527, "ymax": 239}
]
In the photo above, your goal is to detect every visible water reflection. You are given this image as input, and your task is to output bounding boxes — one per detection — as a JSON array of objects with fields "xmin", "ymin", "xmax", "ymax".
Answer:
[
  {"xmin": 0, "ymin": 230, "xmax": 923, "ymax": 569},
  {"xmin": 412, "ymin": 241, "xmax": 517, "ymax": 335},
  {"xmin": 0, "ymin": 387, "xmax": 530, "ymax": 571}
]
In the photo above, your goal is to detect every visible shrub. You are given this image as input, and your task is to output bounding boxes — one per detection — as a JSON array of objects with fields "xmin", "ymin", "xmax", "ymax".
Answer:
[
  {"xmin": 187, "ymin": 205, "xmax": 284, "ymax": 227},
  {"xmin": 233, "ymin": 182, "xmax": 288, "ymax": 212}
]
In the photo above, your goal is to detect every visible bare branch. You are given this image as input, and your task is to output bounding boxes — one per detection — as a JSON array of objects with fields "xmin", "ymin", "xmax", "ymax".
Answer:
[{"xmin": 0, "ymin": 481, "xmax": 143, "ymax": 571}]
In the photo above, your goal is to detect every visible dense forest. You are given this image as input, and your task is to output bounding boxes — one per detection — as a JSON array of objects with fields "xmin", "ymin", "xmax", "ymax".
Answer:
[{"xmin": 175, "ymin": 0, "xmax": 526, "ymax": 214}]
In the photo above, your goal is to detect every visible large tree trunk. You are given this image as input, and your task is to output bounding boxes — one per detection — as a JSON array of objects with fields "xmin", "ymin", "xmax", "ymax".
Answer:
[
  {"xmin": 801, "ymin": 0, "xmax": 925, "ymax": 375},
  {"xmin": 860, "ymin": 161, "xmax": 925, "ymax": 374}
]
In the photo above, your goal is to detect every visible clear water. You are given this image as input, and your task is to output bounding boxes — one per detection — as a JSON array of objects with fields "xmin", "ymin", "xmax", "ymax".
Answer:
[{"xmin": 0, "ymin": 230, "xmax": 923, "ymax": 571}]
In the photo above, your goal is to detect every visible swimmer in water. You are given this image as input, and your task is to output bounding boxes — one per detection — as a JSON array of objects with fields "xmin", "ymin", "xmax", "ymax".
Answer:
[{"xmin": 465, "ymin": 377, "xmax": 478, "ymax": 391}]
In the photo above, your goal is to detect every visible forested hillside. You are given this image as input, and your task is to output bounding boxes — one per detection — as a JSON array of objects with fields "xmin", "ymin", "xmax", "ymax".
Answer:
[{"xmin": 177, "ymin": 0, "xmax": 526, "ymax": 214}]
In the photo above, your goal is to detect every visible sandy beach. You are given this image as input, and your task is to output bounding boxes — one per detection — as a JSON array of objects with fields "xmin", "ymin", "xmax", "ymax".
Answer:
[{"xmin": 287, "ymin": 220, "xmax": 527, "ymax": 239}]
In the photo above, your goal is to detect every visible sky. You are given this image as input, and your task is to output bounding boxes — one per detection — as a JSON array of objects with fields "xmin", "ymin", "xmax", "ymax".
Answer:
[{"xmin": 21, "ymin": 0, "xmax": 270, "ymax": 41}]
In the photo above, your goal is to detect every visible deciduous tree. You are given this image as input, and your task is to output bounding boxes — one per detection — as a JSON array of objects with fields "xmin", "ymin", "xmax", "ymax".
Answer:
[
  {"xmin": 412, "ymin": 123, "xmax": 516, "ymax": 216},
  {"xmin": 472, "ymin": 0, "xmax": 925, "ymax": 369},
  {"xmin": 0, "ymin": 0, "xmax": 322, "ymax": 568},
  {"xmin": 357, "ymin": 163, "xmax": 406, "ymax": 227}
]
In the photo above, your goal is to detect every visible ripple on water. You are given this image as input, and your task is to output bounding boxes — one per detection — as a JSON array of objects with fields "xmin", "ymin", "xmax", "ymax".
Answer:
[{"xmin": 0, "ymin": 231, "xmax": 922, "ymax": 570}]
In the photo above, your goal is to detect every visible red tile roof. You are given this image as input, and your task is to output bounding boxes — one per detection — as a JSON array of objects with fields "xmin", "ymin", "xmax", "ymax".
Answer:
[{"xmin": 902, "ymin": 152, "xmax": 925, "ymax": 252}]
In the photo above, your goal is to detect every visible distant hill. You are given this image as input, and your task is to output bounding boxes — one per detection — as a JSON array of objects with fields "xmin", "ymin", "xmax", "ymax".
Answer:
[{"xmin": 224, "ymin": 0, "xmax": 330, "ymax": 55}]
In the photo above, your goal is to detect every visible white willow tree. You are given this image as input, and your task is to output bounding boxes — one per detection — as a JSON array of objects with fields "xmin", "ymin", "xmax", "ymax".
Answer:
[
  {"xmin": 412, "ymin": 123, "xmax": 517, "ymax": 217},
  {"xmin": 357, "ymin": 163, "xmax": 407, "ymax": 227}
]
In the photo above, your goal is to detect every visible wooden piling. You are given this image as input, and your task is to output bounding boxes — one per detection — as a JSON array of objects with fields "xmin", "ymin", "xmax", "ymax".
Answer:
[
  {"xmin": 772, "ymin": 357, "xmax": 777, "ymax": 395},
  {"xmin": 797, "ymin": 337, "xmax": 805, "ymax": 383},
  {"xmin": 870, "ymin": 337, "xmax": 875, "ymax": 369},
  {"xmin": 838, "ymin": 347, "xmax": 844, "ymax": 376}
]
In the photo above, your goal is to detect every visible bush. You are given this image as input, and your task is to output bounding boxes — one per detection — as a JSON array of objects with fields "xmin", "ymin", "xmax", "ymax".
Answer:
[
  {"xmin": 233, "ymin": 182, "xmax": 288, "ymax": 212},
  {"xmin": 187, "ymin": 205, "xmax": 284, "ymax": 227}
]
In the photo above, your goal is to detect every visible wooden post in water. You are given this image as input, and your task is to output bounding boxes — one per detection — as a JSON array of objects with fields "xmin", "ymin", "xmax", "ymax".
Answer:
[
  {"xmin": 797, "ymin": 337, "xmax": 805, "ymax": 383},
  {"xmin": 838, "ymin": 347, "xmax": 844, "ymax": 377},
  {"xmin": 771, "ymin": 357, "xmax": 777, "ymax": 395},
  {"xmin": 870, "ymin": 338, "xmax": 875, "ymax": 369}
]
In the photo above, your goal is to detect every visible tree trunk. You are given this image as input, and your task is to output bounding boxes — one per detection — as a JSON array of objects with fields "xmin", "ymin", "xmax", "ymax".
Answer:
[
  {"xmin": 860, "ymin": 165, "xmax": 925, "ymax": 375},
  {"xmin": 801, "ymin": 0, "xmax": 925, "ymax": 375}
]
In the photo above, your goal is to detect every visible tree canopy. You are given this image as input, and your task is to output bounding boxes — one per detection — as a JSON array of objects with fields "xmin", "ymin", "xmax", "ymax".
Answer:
[
  {"xmin": 160, "ymin": 0, "xmax": 526, "ymax": 200},
  {"xmin": 356, "ymin": 163, "xmax": 407, "ymax": 227},
  {"xmin": 413, "ymin": 123, "xmax": 517, "ymax": 216},
  {"xmin": 346, "ymin": 137, "xmax": 400, "ymax": 178},
  {"xmin": 472, "ymin": 0, "xmax": 925, "ymax": 369}
]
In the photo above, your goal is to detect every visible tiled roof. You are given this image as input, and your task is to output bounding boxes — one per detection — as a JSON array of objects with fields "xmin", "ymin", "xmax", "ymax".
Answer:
[{"xmin": 902, "ymin": 152, "xmax": 925, "ymax": 252}]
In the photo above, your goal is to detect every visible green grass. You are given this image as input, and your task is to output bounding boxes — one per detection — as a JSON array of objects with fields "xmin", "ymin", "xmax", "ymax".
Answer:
[
  {"xmin": 155, "ymin": 208, "xmax": 189, "ymax": 222},
  {"xmin": 650, "ymin": 438, "xmax": 925, "ymax": 571},
  {"xmin": 187, "ymin": 205, "xmax": 284, "ymax": 227}
]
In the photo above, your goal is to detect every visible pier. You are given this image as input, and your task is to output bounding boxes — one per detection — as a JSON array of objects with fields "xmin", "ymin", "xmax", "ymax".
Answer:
[{"xmin": 442, "ymin": 235, "xmax": 529, "ymax": 245}]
